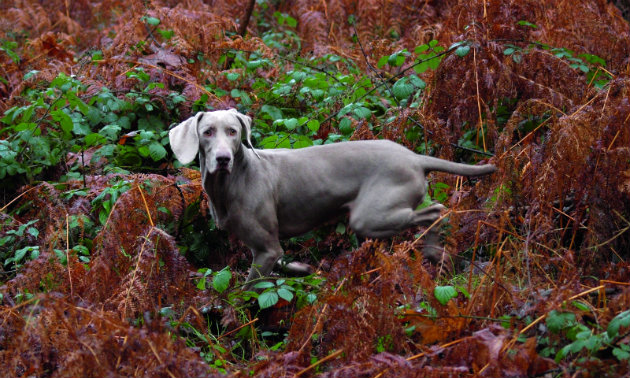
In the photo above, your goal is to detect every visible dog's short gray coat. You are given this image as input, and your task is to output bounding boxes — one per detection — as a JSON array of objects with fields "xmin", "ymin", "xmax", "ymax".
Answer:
[{"xmin": 169, "ymin": 109, "xmax": 496, "ymax": 285}]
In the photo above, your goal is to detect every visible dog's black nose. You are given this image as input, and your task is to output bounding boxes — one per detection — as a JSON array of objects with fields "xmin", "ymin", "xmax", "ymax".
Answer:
[{"xmin": 216, "ymin": 155, "xmax": 231, "ymax": 166}]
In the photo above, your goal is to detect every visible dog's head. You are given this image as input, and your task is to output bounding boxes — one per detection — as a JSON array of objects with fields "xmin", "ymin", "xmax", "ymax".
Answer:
[{"xmin": 168, "ymin": 109, "xmax": 254, "ymax": 174}]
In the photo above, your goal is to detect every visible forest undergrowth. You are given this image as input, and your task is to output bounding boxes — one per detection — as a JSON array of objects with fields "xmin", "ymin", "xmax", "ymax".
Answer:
[{"xmin": 1, "ymin": 0, "xmax": 630, "ymax": 377}]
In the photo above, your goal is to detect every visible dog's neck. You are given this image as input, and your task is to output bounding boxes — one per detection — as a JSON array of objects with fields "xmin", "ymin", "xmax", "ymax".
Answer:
[{"xmin": 201, "ymin": 144, "xmax": 249, "ymax": 229}]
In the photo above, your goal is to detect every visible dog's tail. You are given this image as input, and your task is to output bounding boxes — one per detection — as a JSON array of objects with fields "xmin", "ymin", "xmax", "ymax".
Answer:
[{"xmin": 421, "ymin": 156, "xmax": 496, "ymax": 177}]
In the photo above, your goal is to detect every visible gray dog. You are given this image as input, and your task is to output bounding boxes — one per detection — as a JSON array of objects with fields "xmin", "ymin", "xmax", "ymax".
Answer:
[{"xmin": 169, "ymin": 109, "xmax": 496, "ymax": 285}]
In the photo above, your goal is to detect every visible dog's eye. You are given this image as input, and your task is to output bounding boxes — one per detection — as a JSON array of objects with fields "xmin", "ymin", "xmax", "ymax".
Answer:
[
  {"xmin": 203, "ymin": 128, "xmax": 215, "ymax": 137},
  {"xmin": 228, "ymin": 128, "xmax": 237, "ymax": 136}
]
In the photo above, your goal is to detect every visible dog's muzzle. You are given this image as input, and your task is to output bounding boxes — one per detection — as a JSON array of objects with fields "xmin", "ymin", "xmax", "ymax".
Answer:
[{"xmin": 214, "ymin": 150, "xmax": 232, "ymax": 173}]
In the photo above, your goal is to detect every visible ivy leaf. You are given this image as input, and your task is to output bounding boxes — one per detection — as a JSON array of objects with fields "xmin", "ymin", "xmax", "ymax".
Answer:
[
  {"xmin": 434, "ymin": 285, "xmax": 458, "ymax": 305},
  {"xmin": 258, "ymin": 291, "xmax": 279, "ymax": 309}
]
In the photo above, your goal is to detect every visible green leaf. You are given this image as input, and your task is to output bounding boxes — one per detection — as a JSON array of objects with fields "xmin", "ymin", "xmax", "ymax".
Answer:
[
  {"xmin": 254, "ymin": 281, "xmax": 276, "ymax": 289},
  {"xmin": 339, "ymin": 118, "xmax": 353, "ymax": 135},
  {"xmin": 306, "ymin": 293, "xmax": 317, "ymax": 304},
  {"xmin": 353, "ymin": 106, "xmax": 372, "ymax": 120},
  {"xmin": 137, "ymin": 145, "xmax": 150, "ymax": 158},
  {"xmin": 377, "ymin": 55, "xmax": 389, "ymax": 68},
  {"xmin": 434, "ymin": 285, "xmax": 458, "ymax": 305},
  {"xmin": 408, "ymin": 75, "xmax": 426, "ymax": 89},
  {"xmin": 100, "ymin": 124, "xmax": 122, "ymax": 141},
  {"xmin": 286, "ymin": 16, "xmax": 297, "ymax": 28},
  {"xmin": 260, "ymin": 134, "xmax": 279, "ymax": 149},
  {"xmin": 148, "ymin": 141, "xmax": 167, "ymax": 161},
  {"xmin": 306, "ymin": 119, "xmax": 320, "ymax": 132},
  {"xmin": 247, "ymin": 59, "xmax": 265, "ymax": 70},
  {"xmin": 260, "ymin": 105, "xmax": 283, "ymax": 120},
  {"xmin": 258, "ymin": 291, "xmax": 279, "ymax": 309},
  {"xmin": 93, "ymin": 144, "xmax": 116, "ymax": 162},
  {"xmin": 143, "ymin": 16, "xmax": 160, "ymax": 26},
  {"xmin": 413, "ymin": 61, "xmax": 430, "ymax": 74},
  {"xmin": 7, "ymin": 246, "xmax": 31, "ymax": 265},
  {"xmin": 388, "ymin": 52, "xmax": 406, "ymax": 67},
  {"xmin": 517, "ymin": 20, "xmax": 538, "ymax": 28},
  {"xmin": 293, "ymin": 136, "xmax": 313, "ymax": 149},
  {"xmin": 579, "ymin": 53, "xmax": 606, "ymax": 66},
  {"xmin": 608, "ymin": 310, "xmax": 630, "ymax": 339},
  {"xmin": 571, "ymin": 300, "xmax": 590, "ymax": 312},
  {"xmin": 415, "ymin": 44, "xmax": 429, "ymax": 53},
  {"xmin": 392, "ymin": 77, "xmax": 415, "ymax": 99},
  {"xmin": 52, "ymin": 110, "xmax": 73, "ymax": 134},
  {"xmin": 284, "ymin": 118, "xmax": 298, "ymax": 130},
  {"xmin": 226, "ymin": 72, "xmax": 240, "ymax": 81},
  {"xmin": 27, "ymin": 227, "xmax": 39, "ymax": 238},
  {"xmin": 428, "ymin": 54, "xmax": 442, "ymax": 70},
  {"xmin": 503, "ymin": 47, "xmax": 515, "ymax": 55},
  {"xmin": 212, "ymin": 268, "xmax": 232, "ymax": 293},
  {"xmin": 546, "ymin": 311, "xmax": 576, "ymax": 333},
  {"xmin": 613, "ymin": 344, "xmax": 630, "ymax": 361},
  {"xmin": 335, "ymin": 223, "xmax": 346, "ymax": 235},
  {"xmin": 455, "ymin": 45, "xmax": 471, "ymax": 57},
  {"xmin": 157, "ymin": 29, "xmax": 174, "ymax": 40},
  {"xmin": 24, "ymin": 70, "xmax": 39, "ymax": 80},
  {"xmin": 277, "ymin": 287, "xmax": 294, "ymax": 302}
]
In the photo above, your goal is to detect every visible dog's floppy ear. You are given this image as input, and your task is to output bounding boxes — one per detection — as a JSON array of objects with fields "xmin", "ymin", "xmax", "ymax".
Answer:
[
  {"xmin": 169, "ymin": 112, "xmax": 203, "ymax": 164},
  {"xmin": 229, "ymin": 109, "xmax": 260, "ymax": 158}
]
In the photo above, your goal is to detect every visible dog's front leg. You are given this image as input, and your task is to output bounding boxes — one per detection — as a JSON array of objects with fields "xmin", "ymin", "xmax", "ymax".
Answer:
[{"xmin": 245, "ymin": 243, "xmax": 284, "ymax": 288}]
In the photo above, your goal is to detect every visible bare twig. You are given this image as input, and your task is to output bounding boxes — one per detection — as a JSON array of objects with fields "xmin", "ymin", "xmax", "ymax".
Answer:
[{"xmin": 295, "ymin": 349, "xmax": 343, "ymax": 377}]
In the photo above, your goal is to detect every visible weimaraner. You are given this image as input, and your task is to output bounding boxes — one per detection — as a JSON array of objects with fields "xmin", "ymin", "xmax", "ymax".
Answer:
[{"xmin": 169, "ymin": 109, "xmax": 496, "ymax": 286}]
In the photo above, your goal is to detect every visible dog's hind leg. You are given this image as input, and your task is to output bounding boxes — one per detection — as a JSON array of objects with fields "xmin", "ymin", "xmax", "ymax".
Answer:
[{"xmin": 350, "ymin": 197, "xmax": 446, "ymax": 262}]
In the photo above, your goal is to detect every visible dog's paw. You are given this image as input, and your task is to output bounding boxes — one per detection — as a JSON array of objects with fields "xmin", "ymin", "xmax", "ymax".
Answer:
[
  {"xmin": 278, "ymin": 261, "xmax": 315, "ymax": 276},
  {"xmin": 425, "ymin": 203, "xmax": 446, "ymax": 213}
]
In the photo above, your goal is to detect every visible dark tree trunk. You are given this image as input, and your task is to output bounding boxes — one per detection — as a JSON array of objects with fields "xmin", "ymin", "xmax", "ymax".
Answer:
[{"xmin": 238, "ymin": 0, "xmax": 257, "ymax": 36}]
